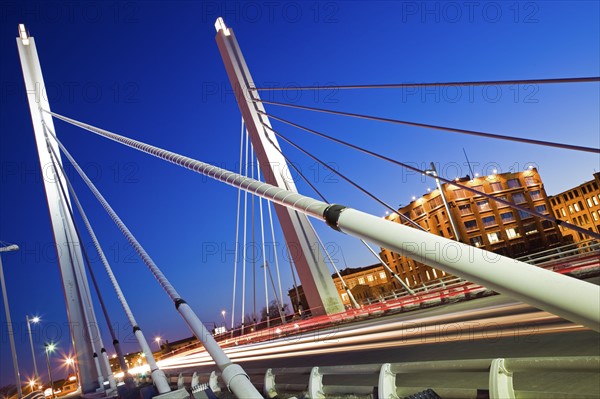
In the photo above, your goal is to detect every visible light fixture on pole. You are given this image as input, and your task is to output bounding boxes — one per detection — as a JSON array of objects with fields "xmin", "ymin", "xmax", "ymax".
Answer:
[
  {"xmin": 154, "ymin": 337, "xmax": 161, "ymax": 351},
  {"xmin": 0, "ymin": 243, "xmax": 22, "ymax": 399},
  {"xmin": 44, "ymin": 343, "xmax": 56, "ymax": 399},
  {"xmin": 26, "ymin": 315, "xmax": 41, "ymax": 385},
  {"xmin": 221, "ymin": 310, "xmax": 227, "ymax": 329}
]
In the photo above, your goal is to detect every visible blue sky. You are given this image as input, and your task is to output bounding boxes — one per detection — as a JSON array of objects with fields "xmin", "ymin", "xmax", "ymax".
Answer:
[{"xmin": 1, "ymin": 0, "xmax": 599, "ymax": 385}]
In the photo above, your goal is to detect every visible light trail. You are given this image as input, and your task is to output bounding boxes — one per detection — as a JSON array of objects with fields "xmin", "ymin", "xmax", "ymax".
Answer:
[{"xmin": 157, "ymin": 301, "xmax": 587, "ymax": 370}]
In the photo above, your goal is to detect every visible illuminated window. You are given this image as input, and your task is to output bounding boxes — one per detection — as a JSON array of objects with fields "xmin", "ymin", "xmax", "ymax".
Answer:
[
  {"xmin": 358, "ymin": 277, "xmax": 365, "ymax": 285},
  {"xmin": 574, "ymin": 203, "xmax": 580, "ymax": 212},
  {"xmin": 593, "ymin": 197, "xmax": 599, "ymax": 206},
  {"xmin": 588, "ymin": 198, "xmax": 594, "ymax": 207},
  {"xmin": 506, "ymin": 228, "xmax": 520, "ymax": 239},
  {"xmin": 477, "ymin": 200, "xmax": 491, "ymax": 212},
  {"xmin": 561, "ymin": 208, "xmax": 567, "ymax": 217},
  {"xmin": 470, "ymin": 236, "xmax": 483, "ymax": 247},
  {"xmin": 568, "ymin": 205, "xmax": 574, "ymax": 214},
  {"xmin": 524, "ymin": 224, "xmax": 538, "ymax": 235},
  {"xmin": 367, "ymin": 274, "xmax": 374, "ymax": 282},
  {"xmin": 487, "ymin": 231, "xmax": 502, "ymax": 243},
  {"xmin": 593, "ymin": 212, "xmax": 599, "ymax": 221},
  {"xmin": 341, "ymin": 293, "xmax": 348, "ymax": 302},
  {"xmin": 379, "ymin": 272, "xmax": 386, "ymax": 280}
]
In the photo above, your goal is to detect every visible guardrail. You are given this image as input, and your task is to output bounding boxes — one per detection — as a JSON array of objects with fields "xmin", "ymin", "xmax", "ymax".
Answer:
[{"xmin": 165, "ymin": 356, "xmax": 599, "ymax": 399}]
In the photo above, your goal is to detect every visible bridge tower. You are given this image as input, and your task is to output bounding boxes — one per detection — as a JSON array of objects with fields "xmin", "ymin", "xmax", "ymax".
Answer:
[
  {"xmin": 215, "ymin": 19, "xmax": 345, "ymax": 316},
  {"xmin": 16, "ymin": 26, "xmax": 104, "ymax": 393}
]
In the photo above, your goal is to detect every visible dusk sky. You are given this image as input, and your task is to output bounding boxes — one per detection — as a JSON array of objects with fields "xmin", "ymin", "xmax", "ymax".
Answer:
[{"xmin": 1, "ymin": 0, "xmax": 598, "ymax": 386}]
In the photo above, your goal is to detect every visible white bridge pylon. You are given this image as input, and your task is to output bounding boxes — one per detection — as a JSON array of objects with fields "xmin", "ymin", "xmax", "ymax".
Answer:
[{"xmin": 215, "ymin": 18, "xmax": 345, "ymax": 316}]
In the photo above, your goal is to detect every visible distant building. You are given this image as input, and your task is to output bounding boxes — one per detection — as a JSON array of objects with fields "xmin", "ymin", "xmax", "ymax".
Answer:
[
  {"xmin": 548, "ymin": 172, "xmax": 600, "ymax": 243},
  {"xmin": 380, "ymin": 168, "xmax": 565, "ymax": 289},
  {"xmin": 289, "ymin": 263, "xmax": 394, "ymax": 312}
]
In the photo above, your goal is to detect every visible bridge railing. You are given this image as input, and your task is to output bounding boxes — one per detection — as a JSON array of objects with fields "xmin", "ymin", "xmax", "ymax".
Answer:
[{"xmin": 165, "ymin": 356, "xmax": 600, "ymax": 399}]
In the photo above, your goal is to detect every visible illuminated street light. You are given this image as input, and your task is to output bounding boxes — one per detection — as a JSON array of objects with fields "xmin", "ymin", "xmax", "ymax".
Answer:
[
  {"xmin": 154, "ymin": 337, "xmax": 161, "ymax": 351},
  {"xmin": 65, "ymin": 357, "xmax": 74, "ymax": 375},
  {"xmin": 221, "ymin": 310, "xmax": 228, "ymax": 329},
  {"xmin": 44, "ymin": 343, "xmax": 56, "ymax": 399},
  {"xmin": 26, "ymin": 315, "xmax": 41, "ymax": 384}
]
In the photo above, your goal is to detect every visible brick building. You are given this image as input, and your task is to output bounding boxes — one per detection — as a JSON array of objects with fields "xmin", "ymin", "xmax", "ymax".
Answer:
[
  {"xmin": 380, "ymin": 168, "xmax": 565, "ymax": 289},
  {"xmin": 548, "ymin": 172, "xmax": 600, "ymax": 243}
]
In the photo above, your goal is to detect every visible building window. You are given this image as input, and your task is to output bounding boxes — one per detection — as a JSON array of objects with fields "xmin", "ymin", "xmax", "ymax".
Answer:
[
  {"xmin": 490, "ymin": 182, "xmax": 503, "ymax": 192},
  {"xmin": 495, "ymin": 195, "xmax": 509, "ymax": 208},
  {"xmin": 367, "ymin": 274, "xmax": 374, "ymax": 282},
  {"xmin": 464, "ymin": 220, "xmax": 478, "ymax": 231},
  {"xmin": 593, "ymin": 196, "xmax": 599, "ymax": 206},
  {"xmin": 506, "ymin": 228, "xmax": 520, "ymax": 239},
  {"xmin": 471, "ymin": 185, "xmax": 484, "ymax": 193},
  {"xmin": 530, "ymin": 190, "xmax": 542, "ymax": 200},
  {"xmin": 429, "ymin": 196, "xmax": 443, "ymax": 209},
  {"xmin": 561, "ymin": 208, "xmax": 567, "ymax": 217},
  {"xmin": 413, "ymin": 205, "xmax": 425, "ymax": 217},
  {"xmin": 487, "ymin": 231, "xmax": 502, "ymax": 243},
  {"xmin": 453, "ymin": 189, "xmax": 468, "ymax": 199},
  {"xmin": 459, "ymin": 203, "xmax": 472, "ymax": 215},
  {"xmin": 593, "ymin": 212, "xmax": 599, "ymax": 222},
  {"xmin": 535, "ymin": 204, "xmax": 548, "ymax": 214},
  {"xmin": 568, "ymin": 192, "xmax": 574, "ymax": 200},
  {"xmin": 542, "ymin": 220, "xmax": 554, "ymax": 229},
  {"xmin": 524, "ymin": 176, "xmax": 537, "ymax": 186},
  {"xmin": 582, "ymin": 186, "xmax": 588, "ymax": 194},
  {"xmin": 583, "ymin": 214, "xmax": 590, "ymax": 224},
  {"xmin": 519, "ymin": 209, "xmax": 533, "ymax": 219},
  {"xmin": 358, "ymin": 277, "xmax": 365, "ymax": 285},
  {"xmin": 470, "ymin": 236, "xmax": 483, "ymax": 247},
  {"xmin": 507, "ymin": 179, "xmax": 521, "ymax": 188},
  {"xmin": 341, "ymin": 293, "xmax": 348, "ymax": 302},
  {"xmin": 574, "ymin": 203, "xmax": 580, "ymax": 212},
  {"xmin": 482, "ymin": 216, "xmax": 496, "ymax": 227},
  {"xmin": 524, "ymin": 224, "xmax": 538, "ymax": 235},
  {"xmin": 477, "ymin": 200, "xmax": 491, "ymax": 212},
  {"xmin": 574, "ymin": 191, "xmax": 580, "ymax": 197},
  {"xmin": 568, "ymin": 205, "xmax": 574, "ymax": 214},
  {"xmin": 500, "ymin": 212, "xmax": 515, "ymax": 223},
  {"xmin": 379, "ymin": 272, "xmax": 386, "ymax": 280},
  {"xmin": 586, "ymin": 198, "xmax": 593, "ymax": 207},
  {"xmin": 512, "ymin": 193, "xmax": 526, "ymax": 203}
]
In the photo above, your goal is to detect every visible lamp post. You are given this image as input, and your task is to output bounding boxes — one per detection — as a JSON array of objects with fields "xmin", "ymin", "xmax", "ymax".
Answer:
[
  {"xmin": 154, "ymin": 337, "xmax": 161, "ymax": 351},
  {"xmin": 26, "ymin": 315, "xmax": 40, "ymax": 384},
  {"xmin": 0, "ymin": 243, "xmax": 22, "ymax": 399},
  {"xmin": 44, "ymin": 343, "xmax": 56, "ymax": 399},
  {"xmin": 221, "ymin": 310, "xmax": 227, "ymax": 329},
  {"xmin": 65, "ymin": 357, "xmax": 74, "ymax": 376}
]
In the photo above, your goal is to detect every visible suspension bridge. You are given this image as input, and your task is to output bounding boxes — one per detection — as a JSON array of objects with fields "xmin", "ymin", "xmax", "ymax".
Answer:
[{"xmin": 2, "ymin": 16, "xmax": 600, "ymax": 399}]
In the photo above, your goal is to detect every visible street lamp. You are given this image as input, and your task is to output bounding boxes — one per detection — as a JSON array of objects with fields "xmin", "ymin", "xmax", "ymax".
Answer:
[
  {"xmin": 154, "ymin": 337, "xmax": 161, "ymax": 351},
  {"xmin": 65, "ymin": 357, "xmax": 74, "ymax": 375},
  {"xmin": 44, "ymin": 343, "xmax": 56, "ymax": 399},
  {"xmin": 0, "ymin": 243, "xmax": 22, "ymax": 399},
  {"xmin": 26, "ymin": 315, "xmax": 41, "ymax": 384},
  {"xmin": 221, "ymin": 310, "xmax": 227, "ymax": 329}
]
